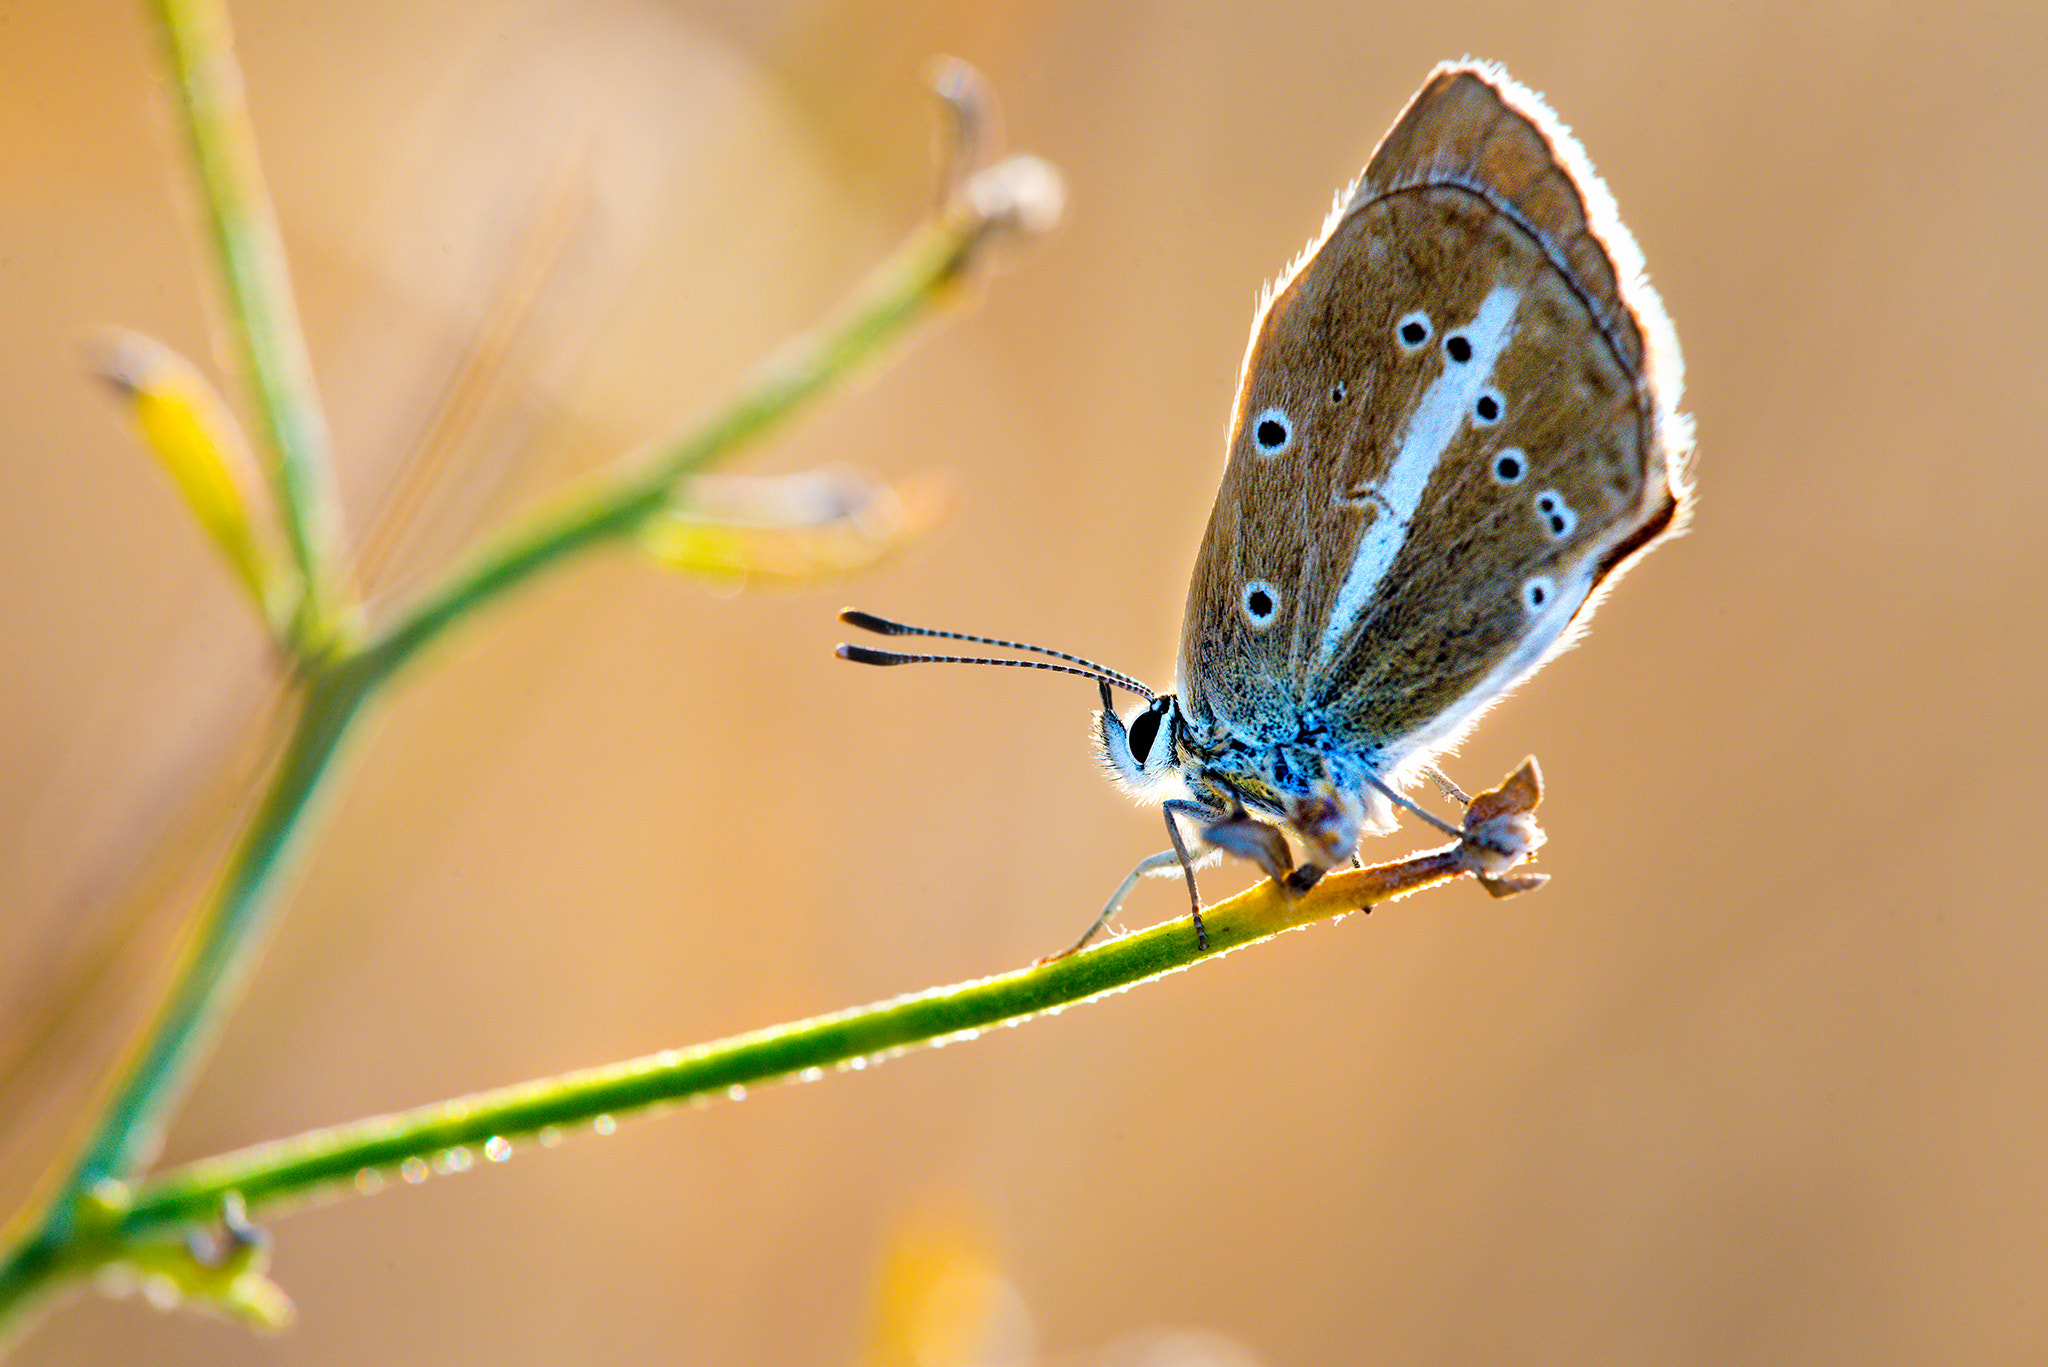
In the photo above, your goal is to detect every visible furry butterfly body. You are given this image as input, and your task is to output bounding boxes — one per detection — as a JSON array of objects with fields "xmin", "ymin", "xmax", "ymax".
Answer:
[{"xmin": 843, "ymin": 59, "xmax": 1690, "ymax": 950}]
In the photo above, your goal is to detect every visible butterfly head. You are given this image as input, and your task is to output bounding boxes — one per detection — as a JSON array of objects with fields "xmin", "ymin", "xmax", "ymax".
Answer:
[
  {"xmin": 836, "ymin": 610, "xmax": 1187, "ymax": 797},
  {"xmin": 1096, "ymin": 684, "xmax": 1189, "ymax": 799}
]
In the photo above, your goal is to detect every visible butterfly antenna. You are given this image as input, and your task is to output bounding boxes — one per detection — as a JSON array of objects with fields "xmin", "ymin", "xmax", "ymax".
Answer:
[{"xmin": 838, "ymin": 609, "xmax": 1156, "ymax": 700}]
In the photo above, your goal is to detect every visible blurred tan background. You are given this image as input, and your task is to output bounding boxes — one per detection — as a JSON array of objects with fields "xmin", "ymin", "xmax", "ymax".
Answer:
[{"xmin": 5, "ymin": 0, "xmax": 2047, "ymax": 1362}]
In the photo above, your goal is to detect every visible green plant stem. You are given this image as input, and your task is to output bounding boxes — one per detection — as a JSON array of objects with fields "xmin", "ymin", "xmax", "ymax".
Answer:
[
  {"xmin": 152, "ymin": 0, "xmax": 345, "ymax": 650},
  {"xmin": 43, "ymin": 166, "xmax": 1015, "ymax": 1215},
  {"xmin": 0, "ymin": 168, "xmax": 1054, "ymax": 1345},
  {"xmin": 2, "ymin": 5, "xmax": 1055, "ymax": 1340},
  {"xmin": 0, "ymin": 669, "xmax": 371, "ymax": 1339},
  {"xmin": 357, "ymin": 215, "xmax": 993, "ymax": 682},
  {"xmin": 47, "ymin": 668, "xmax": 373, "ymax": 1217},
  {"xmin": 9, "ymin": 843, "xmax": 1472, "ymax": 1294}
]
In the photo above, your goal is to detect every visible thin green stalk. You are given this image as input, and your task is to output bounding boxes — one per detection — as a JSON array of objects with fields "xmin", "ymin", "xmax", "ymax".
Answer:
[
  {"xmin": 358, "ymin": 213, "xmax": 1005, "ymax": 682},
  {"xmin": 47, "ymin": 190, "xmax": 1036, "ymax": 1214},
  {"xmin": 99, "ymin": 841, "xmax": 1481, "ymax": 1248},
  {"xmin": 0, "ymin": 665, "xmax": 375, "ymax": 1339},
  {"xmin": 1, "ymin": 136, "xmax": 1061, "ymax": 1345},
  {"xmin": 5, "ymin": 207, "xmax": 1024, "ymax": 1255},
  {"xmin": 152, "ymin": 0, "xmax": 346, "ymax": 650},
  {"xmin": 49, "ymin": 667, "xmax": 374, "ymax": 1216},
  {"xmin": 4, "ymin": 3, "xmax": 1072, "ymax": 1337},
  {"xmin": 0, "ymin": 753, "xmax": 1534, "ymax": 1339}
]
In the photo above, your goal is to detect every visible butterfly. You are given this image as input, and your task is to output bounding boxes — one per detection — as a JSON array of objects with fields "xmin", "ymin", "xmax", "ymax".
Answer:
[{"xmin": 840, "ymin": 60, "xmax": 1691, "ymax": 954}]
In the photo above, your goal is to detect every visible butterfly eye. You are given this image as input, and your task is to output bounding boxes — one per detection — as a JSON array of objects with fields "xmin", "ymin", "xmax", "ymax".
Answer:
[
  {"xmin": 1491, "ymin": 449, "xmax": 1527, "ymax": 484},
  {"xmin": 1473, "ymin": 388, "xmax": 1504, "ymax": 425},
  {"xmin": 1521, "ymin": 576, "xmax": 1555, "ymax": 613},
  {"xmin": 1328, "ymin": 380, "xmax": 1348, "ymax": 403},
  {"xmin": 1533, "ymin": 490, "xmax": 1577, "ymax": 540},
  {"xmin": 1444, "ymin": 333, "xmax": 1474, "ymax": 364},
  {"xmin": 1241, "ymin": 580, "xmax": 1281, "ymax": 629},
  {"xmin": 1251, "ymin": 407, "xmax": 1293, "ymax": 455},
  {"xmin": 1128, "ymin": 703, "xmax": 1164, "ymax": 766},
  {"xmin": 1395, "ymin": 311, "xmax": 1432, "ymax": 351}
]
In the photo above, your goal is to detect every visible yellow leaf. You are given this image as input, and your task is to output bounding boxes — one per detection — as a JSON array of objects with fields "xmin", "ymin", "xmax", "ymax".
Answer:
[
  {"xmin": 642, "ymin": 469, "xmax": 946, "ymax": 591},
  {"xmin": 94, "ymin": 329, "xmax": 285, "ymax": 623}
]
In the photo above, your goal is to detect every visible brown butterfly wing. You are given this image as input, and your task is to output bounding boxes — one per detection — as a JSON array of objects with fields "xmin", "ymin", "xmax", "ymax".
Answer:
[{"xmin": 1177, "ymin": 62, "xmax": 1689, "ymax": 775}]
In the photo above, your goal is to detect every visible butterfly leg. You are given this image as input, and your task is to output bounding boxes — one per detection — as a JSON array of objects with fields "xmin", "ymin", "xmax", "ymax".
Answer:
[
  {"xmin": 1048, "ymin": 847, "xmax": 1180, "ymax": 962},
  {"xmin": 1203, "ymin": 808, "xmax": 1331, "ymax": 894},
  {"xmin": 1046, "ymin": 802, "xmax": 1226, "ymax": 962},
  {"xmin": 1161, "ymin": 799, "xmax": 1230, "ymax": 952},
  {"xmin": 1198, "ymin": 812, "xmax": 1295, "ymax": 883},
  {"xmin": 1045, "ymin": 801, "xmax": 1235, "ymax": 961}
]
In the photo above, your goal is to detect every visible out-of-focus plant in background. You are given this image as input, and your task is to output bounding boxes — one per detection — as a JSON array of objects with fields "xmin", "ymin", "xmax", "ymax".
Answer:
[{"xmin": 0, "ymin": 0, "xmax": 1063, "ymax": 1342}]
